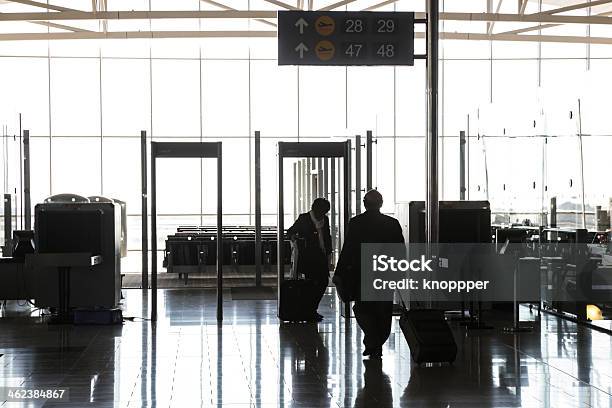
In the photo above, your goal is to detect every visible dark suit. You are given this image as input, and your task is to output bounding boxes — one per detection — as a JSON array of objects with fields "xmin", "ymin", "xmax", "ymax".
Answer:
[
  {"xmin": 336, "ymin": 209, "xmax": 404, "ymax": 351},
  {"xmin": 287, "ymin": 212, "xmax": 332, "ymax": 314}
]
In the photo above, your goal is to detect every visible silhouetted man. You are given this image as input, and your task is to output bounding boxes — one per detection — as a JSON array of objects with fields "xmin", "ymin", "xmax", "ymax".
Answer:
[
  {"xmin": 287, "ymin": 198, "xmax": 332, "ymax": 321},
  {"xmin": 335, "ymin": 190, "xmax": 404, "ymax": 358}
]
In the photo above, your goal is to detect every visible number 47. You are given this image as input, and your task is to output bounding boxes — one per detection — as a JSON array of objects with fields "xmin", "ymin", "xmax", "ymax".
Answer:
[{"xmin": 345, "ymin": 44, "xmax": 363, "ymax": 58}]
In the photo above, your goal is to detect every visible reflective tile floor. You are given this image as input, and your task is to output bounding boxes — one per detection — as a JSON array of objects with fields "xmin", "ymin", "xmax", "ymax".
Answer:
[{"xmin": 1, "ymin": 289, "xmax": 612, "ymax": 407}]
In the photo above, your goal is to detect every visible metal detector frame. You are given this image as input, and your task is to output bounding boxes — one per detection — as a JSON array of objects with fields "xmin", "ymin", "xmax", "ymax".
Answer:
[
  {"xmin": 150, "ymin": 141, "xmax": 223, "ymax": 322},
  {"xmin": 277, "ymin": 141, "xmax": 351, "ymax": 318}
]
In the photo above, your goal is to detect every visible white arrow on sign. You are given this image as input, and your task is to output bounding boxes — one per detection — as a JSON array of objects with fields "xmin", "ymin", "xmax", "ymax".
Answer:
[
  {"xmin": 295, "ymin": 18, "xmax": 308, "ymax": 34},
  {"xmin": 295, "ymin": 43, "xmax": 308, "ymax": 59}
]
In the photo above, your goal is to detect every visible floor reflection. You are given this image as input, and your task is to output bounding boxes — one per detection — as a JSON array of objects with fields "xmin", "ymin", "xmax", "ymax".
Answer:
[
  {"xmin": 353, "ymin": 359, "xmax": 393, "ymax": 408},
  {"xmin": 0, "ymin": 288, "xmax": 611, "ymax": 407}
]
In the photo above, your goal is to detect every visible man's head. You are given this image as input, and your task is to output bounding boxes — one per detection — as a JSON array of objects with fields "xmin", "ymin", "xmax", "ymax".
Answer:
[
  {"xmin": 311, "ymin": 197, "xmax": 331, "ymax": 219},
  {"xmin": 363, "ymin": 189, "xmax": 383, "ymax": 211}
]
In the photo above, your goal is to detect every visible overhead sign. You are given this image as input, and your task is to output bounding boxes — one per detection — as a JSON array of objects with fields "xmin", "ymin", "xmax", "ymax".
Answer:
[{"xmin": 278, "ymin": 11, "xmax": 415, "ymax": 66}]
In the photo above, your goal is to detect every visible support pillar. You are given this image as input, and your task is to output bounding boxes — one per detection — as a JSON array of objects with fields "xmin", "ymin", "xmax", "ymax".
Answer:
[
  {"xmin": 426, "ymin": 0, "xmax": 440, "ymax": 245},
  {"xmin": 23, "ymin": 130, "xmax": 31, "ymax": 231},
  {"xmin": 460, "ymin": 130, "xmax": 466, "ymax": 200},
  {"xmin": 355, "ymin": 135, "xmax": 362, "ymax": 215},
  {"xmin": 141, "ymin": 130, "xmax": 148, "ymax": 290},
  {"xmin": 254, "ymin": 131, "xmax": 262, "ymax": 287},
  {"xmin": 3, "ymin": 194, "xmax": 12, "ymax": 257}
]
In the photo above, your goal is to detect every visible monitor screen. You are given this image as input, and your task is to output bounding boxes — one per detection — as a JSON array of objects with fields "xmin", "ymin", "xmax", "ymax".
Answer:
[
  {"xmin": 408, "ymin": 202, "xmax": 491, "ymax": 243},
  {"xmin": 37, "ymin": 209, "xmax": 104, "ymax": 254}
]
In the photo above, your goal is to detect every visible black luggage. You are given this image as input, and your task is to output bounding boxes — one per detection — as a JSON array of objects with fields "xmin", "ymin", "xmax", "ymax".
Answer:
[
  {"xmin": 399, "ymin": 309, "xmax": 457, "ymax": 364},
  {"xmin": 278, "ymin": 278, "xmax": 318, "ymax": 322},
  {"xmin": 278, "ymin": 238, "xmax": 318, "ymax": 322}
]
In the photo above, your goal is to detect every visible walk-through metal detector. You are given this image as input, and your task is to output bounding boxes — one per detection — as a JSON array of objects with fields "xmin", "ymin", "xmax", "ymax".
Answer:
[
  {"xmin": 277, "ymin": 141, "xmax": 352, "ymax": 318},
  {"xmin": 150, "ymin": 142, "xmax": 223, "ymax": 322}
]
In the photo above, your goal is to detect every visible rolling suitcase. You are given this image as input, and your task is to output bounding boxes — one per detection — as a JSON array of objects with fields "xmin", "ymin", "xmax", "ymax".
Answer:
[
  {"xmin": 399, "ymin": 308, "xmax": 457, "ymax": 364},
  {"xmin": 278, "ymin": 238, "xmax": 318, "ymax": 322},
  {"xmin": 278, "ymin": 278, "xmax": 317, "ymax": 322}
]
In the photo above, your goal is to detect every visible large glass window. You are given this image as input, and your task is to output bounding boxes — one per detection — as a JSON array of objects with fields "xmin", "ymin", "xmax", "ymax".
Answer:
[
  {"xmin": 50, "ymin": 58, "xmax": 101, "ymax": 137},
  {"xmin": 202, "ymin": 61, "xmax": 250, "ymax": 137},
  {"xmin": 152, "ymin": 59, "xmax": 201, "ymax": 137},
  {"xmin": 101, "ymin": 59, "xmax": 150, "ymax": 137}
]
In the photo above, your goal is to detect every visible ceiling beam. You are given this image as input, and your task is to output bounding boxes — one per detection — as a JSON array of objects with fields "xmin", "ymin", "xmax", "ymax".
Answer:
[
  {"xmin": 1, "ymin": 29, "xmax": 611, "ymax": 45},
  {"xmin": 0, "ymin": 30, "xmax": 278, "ymax": 41},
  {"xmin": 6, "ymin": 0, "xmax": 79, "ymax": 12},
  {"xmin": 437, "ymin": 11, "xmax": 612, "ymax": 25},
  {"xmin": 30, "ymin": 21, "xmax": 92, "ymax": 32},
  {"xmin": 261, "ymin": 0, "xmax": 299, "ymax": 10},
  {"xmin": 9, "ymin": 1, "xmax": 90, "ymax": 33},
  {"xmin": 0, "ymin": 10, "xmax": 279, "ymax": 21},
  {"xmin": 101, "ymin": 0, "xmax": 108, "ymax": 34},
  {"xmin": 533, "ymin": 0, "xmax": 612, "ymax": 16},
  {"xmin": 363, "ymin": 0, "xmax": 398, "ymax": 11},
  {"xmin": 420, "ymin": 31, "xmax": 612, "ymax": 44},
  {"xmin": 487, "ymin": 0, "xmax": 504, "ymax": 35},
  {"xmin": 1, "ymin": 10, "xmax": 612, "ymax": 26},
  {"xmin": 318, "ymin": 0, "xmax": 357, "ymax": 11},
  {"xmin": 500, "ymin": 10, "xmax": 612, "ymax": 35},
  {"xmin": 199, "ymin": 0, "xmax": 277, "ymax": 28},
  {"xmin": 501, "ymin": 22, "xmax": 556, "ymax": 34}
]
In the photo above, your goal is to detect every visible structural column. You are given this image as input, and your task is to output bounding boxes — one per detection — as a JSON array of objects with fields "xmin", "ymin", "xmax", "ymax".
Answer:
[
  {"xmin": 277, "ymin": 151, "xmax": 285, "ymax": 297},
  {"xmin": 254, "ymin": 131, "xmax": 262, "ymax": 287},
  {"xmin": 150, "ymin": 144, "xmax": 158, "ymax": 321},
  {"xmin": 141, "ymin": 130, "xmax": 148, "ymax": 290},
  {"xmin": 366, "ymin": 131, "xmax": 373, "ymax": 191},
  {"xmin": 293, "ymin": 163, "xmax": 298, "ymax": 220},
  {"xmin": 355, "ymin": 135, "xmax": 362, "ymax": 215},
  {"xmin": 3, "ymin": 194, "xmax": 11, "ymax": 257},
  {"xmin": 216, "ymin": 142, "xmax": 223, "ymax": 321},
  {"xmin": 23, "ymin": 130, "xmax": 31, "ymax": 231},
  {"xmin": 330, "ymin": 159, "xmax": 337, "ymax": 260},
  {"xmin": 426, "ymin": 0, "xmax": 440, "ymax": 244},
  {"xmin": 341, "ymin": 140, "xmax": 352, "ymax": 319},
  {"xmin": 297, "ymin": 160, "xmax": 303, "ymax": 214},
  {"xmin": 460, "ymin": 130, "xmax": 466, "ymax": 200}
]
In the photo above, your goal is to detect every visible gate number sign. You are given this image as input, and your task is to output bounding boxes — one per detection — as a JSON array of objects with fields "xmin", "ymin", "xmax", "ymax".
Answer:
[{"xmin": 278, "ymin": 11, "xmax": 415, "ymax": 66}]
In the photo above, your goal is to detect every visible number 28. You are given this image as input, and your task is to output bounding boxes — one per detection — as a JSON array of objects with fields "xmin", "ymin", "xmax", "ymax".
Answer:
[{"xmin": 345, "ymin": 19, "xmax": 364, "ymax": 33}]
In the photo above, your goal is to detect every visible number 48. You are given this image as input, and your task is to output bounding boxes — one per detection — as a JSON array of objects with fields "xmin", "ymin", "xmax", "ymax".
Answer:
[{"xmin": 377, "ymin": 44, "xmax": 394, "ymax": 58}]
